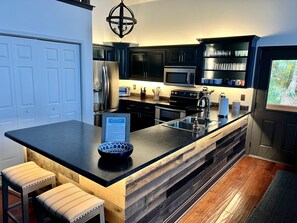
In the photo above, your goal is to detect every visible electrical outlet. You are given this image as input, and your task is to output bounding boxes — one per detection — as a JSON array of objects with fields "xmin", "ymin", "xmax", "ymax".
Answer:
[
  {"xmin": 133, "ymin": 84, "xmax": 136, "ymax": 90},
  {"xmin": 240, "ymin": 94, "xmax": 245, "ymax": 101}
]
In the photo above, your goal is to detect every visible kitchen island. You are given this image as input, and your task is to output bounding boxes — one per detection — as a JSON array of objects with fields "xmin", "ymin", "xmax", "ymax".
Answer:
[{"xmin": 5, "ymin": 109, "xmax": 249, "ymax": 223}]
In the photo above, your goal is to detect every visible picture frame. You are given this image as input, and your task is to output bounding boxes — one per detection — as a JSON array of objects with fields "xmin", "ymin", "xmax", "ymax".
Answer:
[{"xmin": 101, "ymin": 113, "xmax": 130, "ymax": 143}]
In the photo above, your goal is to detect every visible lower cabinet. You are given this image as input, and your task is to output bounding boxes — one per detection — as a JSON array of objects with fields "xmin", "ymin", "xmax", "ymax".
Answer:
[{"xmin": 119, "ymin": 100, "xmax": 155, "ymax": 131}]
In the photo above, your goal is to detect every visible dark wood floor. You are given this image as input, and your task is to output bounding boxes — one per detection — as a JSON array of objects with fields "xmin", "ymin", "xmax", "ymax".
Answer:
[
  {"xmin": 179, "ymin": 155, "xmax": 297, "ymax": 223},
  {"xmin": 1, "ymin": 155, "xmax": 297, "ymax": 223}
]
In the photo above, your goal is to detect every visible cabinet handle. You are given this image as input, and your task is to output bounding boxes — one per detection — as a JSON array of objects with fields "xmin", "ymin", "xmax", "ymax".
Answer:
[
  {"xmin": 178, "ymin": 55, "xmax": 181, "ymax": 62},
  {"xmin": 181, "ymin": 55, "xmax": 184, "ymax": 62}
]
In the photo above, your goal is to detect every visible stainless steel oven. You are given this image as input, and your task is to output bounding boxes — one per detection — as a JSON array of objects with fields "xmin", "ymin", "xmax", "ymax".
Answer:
[
  {"xmin": 155, "ymin": 89, "xmax": 200, "ymax": 125},
  {"xmin": 155, "ymin": 106, "xmax": 186, "ymax": 124}
]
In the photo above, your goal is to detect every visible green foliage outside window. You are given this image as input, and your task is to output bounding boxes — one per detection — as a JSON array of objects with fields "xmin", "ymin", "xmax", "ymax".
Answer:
[{"xmin": 267, "ymin": 60, "xmax": 297, "ymax": 106}]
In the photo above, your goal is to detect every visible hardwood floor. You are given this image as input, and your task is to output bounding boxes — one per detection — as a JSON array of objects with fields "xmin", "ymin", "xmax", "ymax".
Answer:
[
  {"xmin": 179, "ymin": 155, "xmax": 297, "ymax": 223},
  {"xmin": 0, "ymin": 155, "xmax": 296, "ymax": 223},
  {"xmin": 0, "ymin": 190, "xmax": 38, "ymax": 223}
]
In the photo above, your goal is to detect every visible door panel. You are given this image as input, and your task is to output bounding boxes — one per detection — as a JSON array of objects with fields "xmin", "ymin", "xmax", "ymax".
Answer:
[
  {"xmin": 0, "ymin": 36, "xmax": 22, "ymax": 171},
  {"xmin": 39, "ymin": 40, "xmax": 81, "ymax": 123},
  {"xmin": 259, "ymin": 120, "xmax": 275, "ymax": 147},
  {"xmin": 251, "ymin": 46, "xmax": 297, "ymax": 165},
  {"xmin": 60, "ymin": 44, "xmax": 81, "ymax": 121},
  {"xmin": 13, "ymin": 38, "xmax": 42, "ymax": 127},
  {"xmin": 0, "ymin": 35, "xmax": 82, "ymax": 171},
  {"xmin": 0, "ymin": 120, "xmax": 23, "ymax": 169},
  {"xmin": 283, "ymin": 123, "xmax": 297, "ymax": 153},
  {"xmin": 40, "ymin": 42, "xmax": 63, "ymax": 124}
]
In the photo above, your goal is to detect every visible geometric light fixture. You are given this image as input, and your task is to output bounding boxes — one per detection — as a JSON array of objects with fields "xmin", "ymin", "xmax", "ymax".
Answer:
[{"xmin": 106, "ymin": 0, "xmax": 137, "ymax": 38}]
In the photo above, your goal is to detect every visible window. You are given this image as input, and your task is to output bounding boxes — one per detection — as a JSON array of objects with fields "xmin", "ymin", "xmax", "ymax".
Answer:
[{"xmin": 266, "ymin": 60, "xmax": 297, "ymax": 112}]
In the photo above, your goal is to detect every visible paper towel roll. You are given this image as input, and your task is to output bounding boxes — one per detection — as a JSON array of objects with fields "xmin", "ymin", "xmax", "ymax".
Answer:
[
  {"xmin": 218, "ymin": 97, "xmax": 229, "ymax": 117},
  {"xmin": 232, "ymin": 101, "xmax": 241, "ymax": 114}
]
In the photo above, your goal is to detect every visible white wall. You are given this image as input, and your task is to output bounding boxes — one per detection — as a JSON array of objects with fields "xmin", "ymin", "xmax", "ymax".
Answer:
[
  {"xmin": 92, "ymin": 0, "xmax": 297, "ymax": 46},
  {"xmin": 92, "ymin": 0, "xmax": 297, "ymax": 108},
  {"xmin": 0, "ymin": 0, "xmax": 93, "ymax": 124}
]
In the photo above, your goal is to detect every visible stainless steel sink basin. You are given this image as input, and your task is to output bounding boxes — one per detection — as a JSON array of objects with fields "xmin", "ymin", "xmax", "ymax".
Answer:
[
  {"xmin": 181, "ymin": 117, "xmax": 210, "ymax": 125},
  {"xmin": 162, "ymin": 116, "xmax": 219, "ymax": 132}
]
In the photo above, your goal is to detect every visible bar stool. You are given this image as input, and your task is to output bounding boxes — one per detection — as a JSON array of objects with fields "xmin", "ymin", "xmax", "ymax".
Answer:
[
  {"xmin": 36, "ymin": 182, "xmax": 105, "ymax": 223},
  {"xmin": 1, "ymin": 161, "xmax": 56, "ymax": 223}
]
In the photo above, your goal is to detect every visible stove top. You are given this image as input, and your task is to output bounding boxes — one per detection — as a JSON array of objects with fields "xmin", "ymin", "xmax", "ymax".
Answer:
[{"xmin": 169, "ymin": 89, "xmax": 199, "ymax": 107}]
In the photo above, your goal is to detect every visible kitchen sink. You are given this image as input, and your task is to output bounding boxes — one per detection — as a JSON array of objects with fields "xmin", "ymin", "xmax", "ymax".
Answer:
[
  {"xmin": 162, "ymin": 116, "xmax": 219, "ymax": 132},
  {"xmin": 181, "ymin": 117, "xmax": 211, "ymax": 125}
]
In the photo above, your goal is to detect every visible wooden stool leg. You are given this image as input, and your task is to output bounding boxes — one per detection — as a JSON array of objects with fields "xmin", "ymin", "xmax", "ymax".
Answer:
[
  {"xmin": 2, "ymin": 175, "xmax": 9, "ymax": 223},
  {"xmin": 21, "ymin": 192, "xmax": 29, "ymax": 223}
]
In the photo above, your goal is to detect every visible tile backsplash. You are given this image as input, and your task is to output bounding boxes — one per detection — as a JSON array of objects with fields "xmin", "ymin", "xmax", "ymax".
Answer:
[{"xmin": 119, "ymin": 80, "xmax": 254, "ymax": 110}]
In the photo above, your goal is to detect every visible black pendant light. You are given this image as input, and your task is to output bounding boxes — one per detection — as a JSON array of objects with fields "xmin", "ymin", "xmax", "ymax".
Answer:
[{"xmin": 106, "ymin": 0, "xmax": 137, "ymax": 38}]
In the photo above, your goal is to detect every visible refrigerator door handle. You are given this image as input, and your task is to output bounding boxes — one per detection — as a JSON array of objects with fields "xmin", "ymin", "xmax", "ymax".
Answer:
[{"xmin": 103, "ymin": 65, "xmax": 110, "ymax": 110}]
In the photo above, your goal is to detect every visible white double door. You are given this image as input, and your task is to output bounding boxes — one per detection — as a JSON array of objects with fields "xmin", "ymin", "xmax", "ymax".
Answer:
[{"xmin": 0, "ymin": 35, "xmax": 81, "ymax": 171}]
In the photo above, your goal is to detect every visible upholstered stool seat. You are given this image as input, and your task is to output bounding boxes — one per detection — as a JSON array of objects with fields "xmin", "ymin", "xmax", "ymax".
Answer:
[
  {"xmin": 1, "ymin": 161, "xmax": 56, "ymax": 223},
  {"xmin": 37, "ymin": 183, "xmax": 105, "ymax": 223}
]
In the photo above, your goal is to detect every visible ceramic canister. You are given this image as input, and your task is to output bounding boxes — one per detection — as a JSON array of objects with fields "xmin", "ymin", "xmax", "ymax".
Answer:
[{"xmin": 232, "ymin": 101, "xmax": 241, "ymax": 114}]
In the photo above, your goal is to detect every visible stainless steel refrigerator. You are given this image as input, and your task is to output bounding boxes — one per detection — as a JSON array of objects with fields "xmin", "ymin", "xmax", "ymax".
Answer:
[{"xmin": 93, "ymin": 60, "xmax": 119, "ymax": 126}]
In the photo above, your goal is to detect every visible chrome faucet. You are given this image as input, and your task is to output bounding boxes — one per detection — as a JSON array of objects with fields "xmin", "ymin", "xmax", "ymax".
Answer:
[{"xmin": 197, "ymin": 95, "xmax": 211, "ymax": 126}]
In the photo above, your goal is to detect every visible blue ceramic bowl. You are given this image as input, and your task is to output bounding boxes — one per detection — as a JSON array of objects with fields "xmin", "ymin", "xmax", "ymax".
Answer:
[{"xmin": 98, "ymin": 141, "xmax": 133, "ymax": 159}]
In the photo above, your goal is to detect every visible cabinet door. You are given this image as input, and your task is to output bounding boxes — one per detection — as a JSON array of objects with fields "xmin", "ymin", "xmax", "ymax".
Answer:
[
  {"xmin": 93, "ymin": 45, "xmax": 115, "ymax": 61},
  {"xmin": 146, "ymin": 51, "xmax": 165, "ymax": 82},
  {"xmin": 130, "ymin": 52, "xmax": 145, "ymax": 80},
  {"xmin": 139, "ymin": 111, "xmax": 155, "ymax": 129},
  {"xmin": 182, "ymin": 48, "xmax": 197, "ymax": 65},
  {"xmin": 113, "ymin": 43, "xmax": 131, "ymax": 79},
  {"xmin": 166, "ymin": 47, "xmax": 197, "ymax": 66},
  {"xmin": 166, "ymin": 49, "xmax": 181, "ymax": 65},
  {"xmin": 139, "ymin": 103, "xmax": 155, "ymax": 129}
]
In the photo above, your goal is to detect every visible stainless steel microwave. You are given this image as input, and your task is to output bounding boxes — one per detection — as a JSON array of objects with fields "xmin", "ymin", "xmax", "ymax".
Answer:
[{"xmin": 163, "ymin": 66, "xmax": 196, "ymax": 87}]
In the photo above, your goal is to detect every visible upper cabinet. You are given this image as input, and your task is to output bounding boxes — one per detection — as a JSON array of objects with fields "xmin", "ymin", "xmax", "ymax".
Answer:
[
  {"xmin": 129, "ymin": 47, "xmax": 165, "ymax": 82},
  {"xmin": 165, "ymin": 45, "xmax": 198, "ymax": 66},
  {"xmin": 93, "ymin": 43, "xmax": 137, "ymax": 79},
  {"xmin": 93, "ymin": 44, "xmax": 115, "ymax": 61},
  {"xmin": 198, "ymin": 35, "xmax": 259, "ymax": 88}
]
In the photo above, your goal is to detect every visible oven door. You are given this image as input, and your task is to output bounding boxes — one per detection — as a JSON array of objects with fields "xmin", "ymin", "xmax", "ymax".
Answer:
[{"xmin": 155, "ymin": 106, "xmax": 186, "ymax": 124}]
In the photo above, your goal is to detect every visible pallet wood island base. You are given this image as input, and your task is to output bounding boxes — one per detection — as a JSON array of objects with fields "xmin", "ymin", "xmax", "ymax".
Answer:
[{"xmin": 5, "ymin": 111, "xmax": 248, "ymax": 223}]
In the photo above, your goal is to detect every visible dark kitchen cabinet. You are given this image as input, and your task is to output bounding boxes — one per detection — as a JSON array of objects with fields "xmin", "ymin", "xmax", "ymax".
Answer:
[
  {"xmin": 129, "ymin": 47, "xmax": 165, "ymax": 82},
  {"xmin": 93, "ymin": 44, "xmax": 115, "ymax": 61},
  {"xmin": 165, "ymin": 46, "xmax": 198, "ymax": 66},
  {"xmin": 97, "ymin": 42, "xmax": 138, "ymax": 79},
  {"xmin": 112, "ymin": 42, "xmax": 136, "ymax": 79},
  {"xmin": 119, "ymin": 100, "xmax": 155, "ymax": 132},
  {"xmin": 198, "ymin": 35, "xmax": 259, "ymax": 88}
]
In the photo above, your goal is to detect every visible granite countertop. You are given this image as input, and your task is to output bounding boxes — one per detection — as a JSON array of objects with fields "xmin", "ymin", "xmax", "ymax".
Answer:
[
  {"xmin": 119, "ymin": 94, "xmax": 170, "ymax": 105},
  {"xmin": 5, "ymin": 108, "xmax": 249, "ymax": 187}
]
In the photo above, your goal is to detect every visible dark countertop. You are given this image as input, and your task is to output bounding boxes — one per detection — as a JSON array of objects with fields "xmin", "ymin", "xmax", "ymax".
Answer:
[
  {"xmin": 119, "ymin": 94, "xmax": 170, "ymax": 106},
  {"xmin": 5, "ymin": 108, "xmax": 249, "ymax": 187}
]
